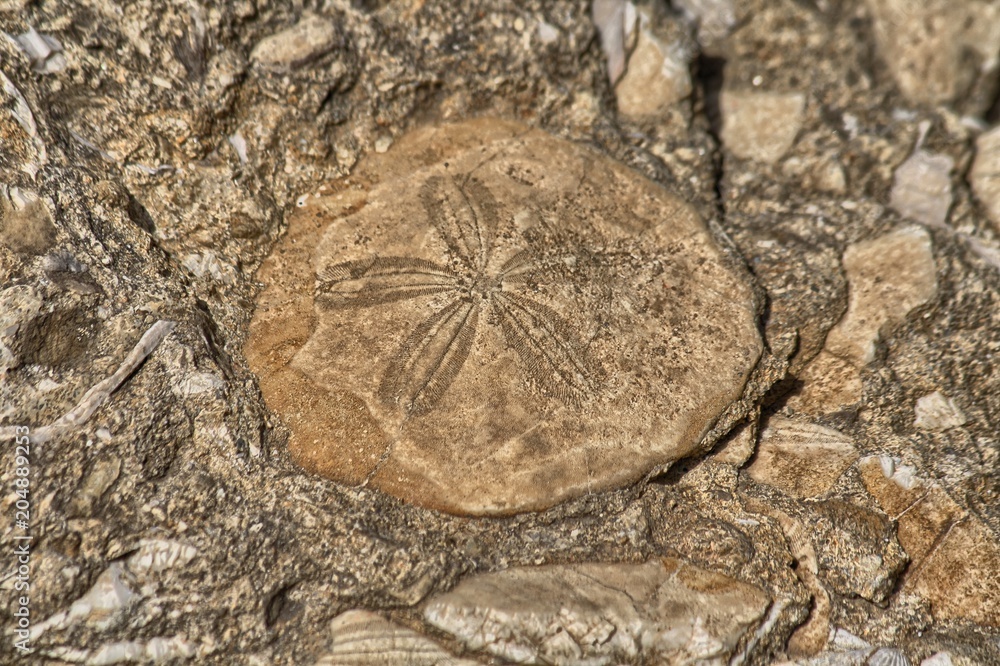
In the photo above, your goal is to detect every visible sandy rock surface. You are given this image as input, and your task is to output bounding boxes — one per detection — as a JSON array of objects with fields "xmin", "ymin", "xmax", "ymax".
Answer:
[{"xmin": 1, "ymin": 0, "xmax": 998, "ymax": 664}]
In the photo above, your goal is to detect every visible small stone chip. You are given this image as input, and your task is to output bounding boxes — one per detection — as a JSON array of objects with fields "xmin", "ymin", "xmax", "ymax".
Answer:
[{"xmin": 247, "ymin": 118, "xmax": 762, "ymax": 515}]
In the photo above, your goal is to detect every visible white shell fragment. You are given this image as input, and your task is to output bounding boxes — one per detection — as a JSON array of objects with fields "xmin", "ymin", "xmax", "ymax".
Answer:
[
  {"xmin": 890, "ymin": 141, "xmax": 953, "ymax": 228},
  {"xmin": 13, "ymin": 27, "xmax": 67, "ymax": 74},
  {"xmin": 422, "ymin": 558, "xmax": 770, "ymax": 666},
  {"xmin": 0, "ymin": 320, "xmax": 176, "ymax": 444},
  {"xmin": 316, "ymin": 610, "xmax": 476, "ymax": 666},
  {"xmin": 247, "ymin": 118, "xmax": 762, "ymax": 515},
  {"xmin": 913, "ymin": 391, "xmax": 967, "ymax": 431}
]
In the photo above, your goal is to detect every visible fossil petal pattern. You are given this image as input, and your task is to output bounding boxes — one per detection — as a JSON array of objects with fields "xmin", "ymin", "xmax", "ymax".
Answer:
[{"xmin": 247, "ymin": 118, "xmax": 763, "ymax": 515}]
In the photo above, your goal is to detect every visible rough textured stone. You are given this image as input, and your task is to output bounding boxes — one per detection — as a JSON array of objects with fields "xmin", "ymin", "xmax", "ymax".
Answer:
[
  {"xmin": 865, "ymin": 0, "xmax": 1000, "ymax": 110},
  {"xmin": 785, "ymin": 351, "xmax": 862, "ymax": 417},
  {"xmin": 969, "ymin": 126, "xmax": 1000, "ymax": 231},
  {"xmin": 674, "ymin": 0, "xmax": 735, "ymax": 49},
  {"xmin": 615, "ymin": 9, "xmax": 693, "ymax": 121},
  {"xmin": 4, "ymin": 0, "xmax": 1000, "ymax": 661},
  {"xmin": 891, "ymin": 148, "xmax": 953, "ymax": 228},
  {"xmin": 860, "ymin": 457, "xmax": 1000, "ymax": 627},
  {"xmin": 746, "ymin": 417, "xmax": 857, "ymax": 499},
  {"xmin": 824, "ymin": 226, "xmax": 937, "ymax": 366},
  {"xmin": 247, "ymin": 118, "xmax": 762, "ymax": 515},
  {"xmin": 720, "ymin": 90, "xmax": 806, "ymax": 164},
  {"xmin": 913, "ymin": 391, "xmax": 967, "ymax": 431},
  {"xmin": 250, "ymin": 13, "xmax": 340, "ymax": 68},
  {"xmin": 423, "ymin": 558, "xmax": 771, "ymax": 665},
  {"xmin": 0, "ymin": 185, "xmax": 56, "ymax": 255}
]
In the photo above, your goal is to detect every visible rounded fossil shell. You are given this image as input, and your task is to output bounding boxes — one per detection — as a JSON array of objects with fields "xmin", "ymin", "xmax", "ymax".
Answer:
[
  {"xmin": 868, "ymin": 647, "xmax": 912, "ymax": 666},
  {"xmin": 247, "ymin": 118, "xmax": 762, "ymax": 515},
  {"xmin": 317, "ymin": 610, "xmax": 475, "ymax": 665}
]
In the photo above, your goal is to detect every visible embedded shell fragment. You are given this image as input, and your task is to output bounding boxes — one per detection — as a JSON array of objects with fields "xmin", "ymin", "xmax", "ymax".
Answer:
[{"xmin": 247, "ymin": 118, "xmax": 762, "ymax": 515}]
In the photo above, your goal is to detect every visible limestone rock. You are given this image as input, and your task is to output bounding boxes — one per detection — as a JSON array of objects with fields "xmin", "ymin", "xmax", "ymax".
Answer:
[
  {"xmin": 969, "ymin": 126, "xmax": 1000, "ymax": 232},
  {"xmin": 246, "ymin": 118, "xmax": 762, "ymax": 515},
  {"xmin": 674, "ymin": 0, "xmax": 735, "ymax": 49},
  {"xmin": 913, "ymin": 391, "xmax": 967, "ymax": 431},
  {"xmin": 615, "ymin": 10, "xmax": 693, "ymax": 121},
  {"xmin": 0, "ymin": 185, "xmax": 56, "ymax": 256},
  {"xmin": 860, "ymin": 457, "xmax": 1000, "ymax": 626},
  {"xmin": 785, "ymin": 351, "xmax": 862, "ymax": 417},
  {"xmin": 890, "ymin": 149, "xmax": 953, "ymax": 228},
  {"xmin": 720, "ymin": 90, "xmax": 805, "ymax": 164},
  {"xmin": 746, "ymin": 417, "xmax": 857, "ymax": 499},
  {"xmin": 316, "ymin": 610, "xmax": 475, "ymax": 665},
  {"xmin": 865, "ymin": 0, "xmax": 1000, "ymax": 109},
  {"xmin": 422, "ymin": 558, "xmax": 771, "ymax": 665},
  {"xmin": 824, "ymin": 226, "xmax": 937, "ymax": 366},
  {"xmin": 250, "ymin": 13, "xmax": 340, "ymax": 68}
]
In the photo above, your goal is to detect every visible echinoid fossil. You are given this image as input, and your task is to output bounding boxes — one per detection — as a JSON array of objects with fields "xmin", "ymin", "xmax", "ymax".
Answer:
[{"xmin": 246, "ymin": 118, "xmax": 762, "ymax": 515}]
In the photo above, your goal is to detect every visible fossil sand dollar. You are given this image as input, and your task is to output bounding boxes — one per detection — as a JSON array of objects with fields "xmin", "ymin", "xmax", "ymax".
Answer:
[{"xmin": 247, "ymin": 118, "xmax": 762, "ymax": 515}]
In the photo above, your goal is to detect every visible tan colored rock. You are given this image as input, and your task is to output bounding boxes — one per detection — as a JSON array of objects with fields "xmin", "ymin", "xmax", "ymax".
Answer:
[
  {"xmin": 720, "ymin": 90, "xmax": 805, "ymax": 164},
  {"xmin": 913, "ymin": 391, "xmax": 967, "ymax": 431},
  {"xmin": 0, "ymin": 185, "xmax": 56, "ymax": 256},
  {"xmin": 785, "ymin": 351, "xmax": 862, "ymax": 416},
  {"xmin": 746, "ymin": 417, "xmax": 857, "ymax": 499},
  {"xmin": 710, "ymin": 418, "xmax": 756, "ymax": 466},
  {"xmin": 858, "ymin": 456, "xmax": 924, "ymax": 519},
  {"xmin": 860, "ymin": 456, "xmax": 1000, "ymax": 626},
  {"xmin": 824, "ymin": 226, "xmax": 937, "ymax": 366},
  {"xmin": 866, "ymin": 0, "xmax": 1000, "ymax": 107},
  {"xmin": 423, "ymin": 558, "xmax": 770, "ymax": 665},
  {"xmin": 615, "ymin": 12, "xmax": 692, "ymax": 120},
  {"xmin": 890, "ymin": 149, "xmax": 953, "ymax": 228},
  {"xmin": 247, "ymin": 118, "xmax": 762, "ymax": 515},
  {"xmin": 673, "ymin": 0, "xmax": 735, "ymax": 49},
  {"xmin": 250, "ymin": 13, "xmax": 339, "ymax": 68},
  {"xmin": 969, "ymin": 126, "xmax": 1000, "ymax": 232},
  {"xmin": 912, "ymin": 518, "xmax": 1000, "ymax": 626},
  {"xmin": 316, "ymin": 610, "xmax": 475, "ymax": 666}
]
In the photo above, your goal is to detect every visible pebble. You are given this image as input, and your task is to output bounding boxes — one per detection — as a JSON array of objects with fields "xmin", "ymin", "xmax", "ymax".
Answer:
[
  {"xmin": 0, "ymin": 284, "xmax": 43, "ymax": 378},
  {"xmin": 13, "ymin": 27, "xmax": 67, "ymax": 74},
  {"xmin": 890, "ymin": 147, "xmax": 953, "ymax": 228},
  {"xmin": 823, "ymin": 226, "xmax": 937, "ymax": 366},
  {"xmin": 913, "ymin": 391, "xmax": 967, "ymax": 431},
  {"xmin": 860, "ymin": 457, "xmax": 1000, "ymax": 627},
  {"xmin": 746, "ymin": 417, "xmax": 857, "ymax": 499},
  {"xmin": 969, "ymin": 125, "xmax": 1000, "ymax": 231},
  {"xmin": 673, "ymin": 0, "xmax": 735, "ymax": 49},
  {"xmin": 720, "ymin": 90, "xmax": 806, "ymax": 164},
  {"xmin": 0, "ymin": 185, "xmax": 57, "ymax": 255},
  {"xmin": 250, "ymin": 14, "xmax": 339, "ymax": 68},
  {"xmin": 66, "ymin": 458, "xmax": 122, "ymax": 518},
  {"xmin": 614, "ymin": 10, "xmax": 692, "ymax": 121},
  {"xmin": 865, "ymin": 0, "xmax": 1000, "ymax": 108},
  {"xmin": 785, "ymin": 350, "xmax": 862, "ymax": 416},
  {"xmin": 246, "ymin": 118, "xmax": 762, "ymax": 515},
  {"xmin": 423, "ymin": 558, "xmax": 770, "ymax": 665}
]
